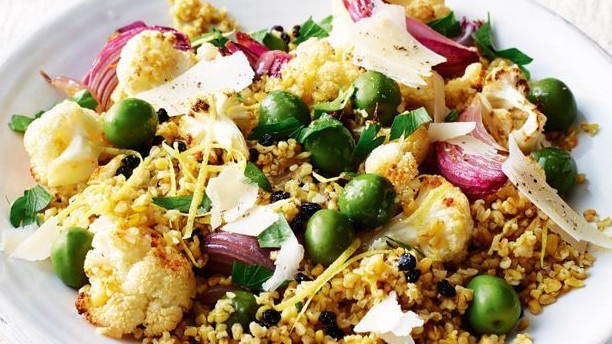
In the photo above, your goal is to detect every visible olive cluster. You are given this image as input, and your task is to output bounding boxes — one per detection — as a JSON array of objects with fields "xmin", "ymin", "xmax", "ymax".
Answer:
[{"xmin": 257, "ymin": 72, "xmax": 404, "ymax": 267}]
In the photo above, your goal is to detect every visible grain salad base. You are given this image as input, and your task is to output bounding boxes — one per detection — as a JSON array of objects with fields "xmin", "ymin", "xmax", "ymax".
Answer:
[{"xmin": 133, "ymin": 174, "xmax": 594, "ymax": 344}]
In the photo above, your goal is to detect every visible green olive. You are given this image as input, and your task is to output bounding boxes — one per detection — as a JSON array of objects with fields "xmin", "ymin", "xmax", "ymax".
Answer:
[
  {"xmin": 221, "ymin": 290, "xmax": 258, "ymax": 328},
  {"xmin": 530, "ymin": 147, "xmax": 577, "ymax": 196},
  {"xmin": 103, "ymin": 98, "xmax": 158, "ymax": 148},
  {"xmin": 50, "ymin": 227, "xmax": 94, "ymax": 289},
  {"xmin": 465, "ymin": 275, "xmax": 522, "ymax": 335},
  {"xmin": 527, "ymin": 77, "xmax": 577, "ymax": 132},
  {"xmin": 352, "ymin": 71, "xmax": 401, "ymax": 126},
  {"xmin": 338, "ymin": 173, "xmax": 398, "ymax": 229},
  {"xmin": 302, "ymin": 119, "xmax": 356, "ymax": 176},
  {"xmin": 304, "ymin": 209, "xmax": 355, "ymax": 266},
  {"xmin": 259, "ymin": 90, "xmax": 311, "ymax": 130}
]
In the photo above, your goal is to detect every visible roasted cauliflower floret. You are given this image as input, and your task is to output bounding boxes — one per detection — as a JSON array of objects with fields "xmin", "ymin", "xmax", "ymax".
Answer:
[
  {"xmin": 480, "ymin": 63, "xmax": 548, "ymax": 153},
  {"xmin": 265, "ymin": 38, "xmax": 363, "ymax": 106},
  {"xmin": 169, "ymin": 0, "xmax": 237, "ymax": 39},
  {"xmin": 111, "ymin": 30, "xmax": 198, "ymax": 102},
  {"xmin": 23, "ymin": 100, "xmax": 104, "ymax": 188},
  {"xmin": 364, "ymin": 136, "xmax": 424, "ymax": 212},
  {"xmin": 366, "ymin": 175, "xmax": 473, "ymax": 262},
  {"xmin": 76, "ymin": 216, "xmax": 196, "ymax": 339},
  {"xmin": 388, "ymin": 0, "xmax": 450, "ymax": 23},
  {"xmin": 445, "ymin": 62, "xmax": 484, "ymax": 112}
]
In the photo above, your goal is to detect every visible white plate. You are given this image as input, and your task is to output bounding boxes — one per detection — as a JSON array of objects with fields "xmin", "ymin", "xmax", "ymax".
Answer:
[{"xmin": 0, "ymin": 0, "xmax": 610, "ymax": 343}]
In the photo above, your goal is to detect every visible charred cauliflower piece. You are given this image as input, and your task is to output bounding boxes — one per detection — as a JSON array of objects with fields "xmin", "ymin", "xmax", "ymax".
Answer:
[
  {"xmin": 481, "ymin": 63, "xmax": 548, "ymax": 153},
  {"xmin": 169, "ymin": 0, "xmax": 237, "ymax": 39},
  {"xmin": 111, "ymin": 30, "xmax": 198, "ymax": 102},
  {"xmin": 366, "ymin": 175, "xmax": 473, "ymax": 263},
  {"xmin": 23, "ymin": 100, "xmax": 104, "ymax": 188},
  {"xmin": 76, "ymin": 216, "xmax": 196, "ymax": 338}
]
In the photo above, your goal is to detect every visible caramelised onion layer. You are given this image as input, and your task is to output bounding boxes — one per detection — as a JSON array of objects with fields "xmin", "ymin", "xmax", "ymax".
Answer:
[
  {"xmin": 82, "ymin": 21, "xmax": 190, "ymax": 111},
  {"xmin": 201, "ymin": 232, "xmax": 275, "ymax": 276}
]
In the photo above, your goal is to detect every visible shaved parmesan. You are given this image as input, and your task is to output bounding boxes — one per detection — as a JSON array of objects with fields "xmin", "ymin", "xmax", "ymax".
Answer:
[
  {"xmin": 428, "ymin": 122, "xmax": 476, "ymax": 142},
  {"xmin": 502, "ymin": 138, "xmax": 611, "ymax": 251},
  {"xmin": 262, "ymin": 230, "xmax": 304, "ymax": 291},
  {"xmin": 136, "ymin": 51, "xmax": 254, "ymax": 116},
  {"xmin": 445, "ymin": 135, "xmax": 497, "ymax": 157},
  {"xmin": 347, "ymin": 2, "xmax": 446, "ymax": 87},
  {"xmin": 428, "ymin": 122, "xmax": 496, "ymax": 157},
  {"xmin": 10, "ymin": 218, "xmax": 61, "ymax": 261},
  {"xmin": 206, "ymin": 164, "xmax": 259, "ymax": 228},
  {"xmin": 354, "ymin": 291, "xmax": 424, "ymax": 344},
  {"xmin": 222, "ymin": 205, "xmax": 279, "ymax": 236}
]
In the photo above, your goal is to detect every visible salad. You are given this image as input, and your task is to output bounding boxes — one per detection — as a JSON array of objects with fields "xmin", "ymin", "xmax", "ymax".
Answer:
[{"xmin": 2, "ymin": 0, "xmax": 611, "ymax": 343}]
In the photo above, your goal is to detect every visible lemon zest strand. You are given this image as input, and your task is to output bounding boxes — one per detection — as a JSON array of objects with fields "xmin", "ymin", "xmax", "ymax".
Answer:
[
  {"xmin": 183, "ymin": 136, "xmax": 213, "ymax": 239},
  {"xmin": 540, "ymin": 223, "xmax": 548, "ymax": 267},
  {"xmin": 275, "ymin": 239, "xmax": 361, "ymax": 311}
]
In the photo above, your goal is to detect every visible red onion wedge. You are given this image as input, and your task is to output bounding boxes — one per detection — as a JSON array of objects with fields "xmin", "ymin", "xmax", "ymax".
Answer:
[
  {"xmin": 82, "ymin": 21, "xmax": 190, "ymax": 111},
  {"xmin": 40, "ymin": 71, "xmax": 88, "ymax": 97},
  {"xmin": 454, "ymin": 18, "xmax": 482, "ymax": 47},
  {"xmin": 341, "ymin": 0, "xmax": 479, "ymax": 77},
  {"xmin": 225, "ymin": 32, "xmax": 292, "ymax": 77},
  {"xmin": 435, "ymin": 97, "xmax": 507, "ymax": 199},
  {"xmin": 201, "ymin": 232, "xmax": 275, "ymax": 276}
]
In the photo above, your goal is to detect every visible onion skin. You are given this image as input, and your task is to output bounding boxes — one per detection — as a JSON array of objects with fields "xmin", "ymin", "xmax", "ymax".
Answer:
[
  {"xmin": 341, "ymin": 0, "xmax": 479, "ymax": 77},
  {"xmin": 82, "ymin": 21, "xmax": 190, "ymax": 111},
  {"xmin": 201, "ymin": 232, "xmax": 275, "ymax": 276}
]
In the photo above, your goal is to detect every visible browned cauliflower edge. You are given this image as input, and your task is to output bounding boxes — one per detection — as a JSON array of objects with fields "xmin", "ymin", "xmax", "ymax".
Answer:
[{"xmin": 75, "ymin": 216, "xmax": 196, "ymax": 339}]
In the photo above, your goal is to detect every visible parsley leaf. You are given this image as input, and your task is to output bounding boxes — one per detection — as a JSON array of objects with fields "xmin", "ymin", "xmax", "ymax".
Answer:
[
  {"xmin": 8, "ymin": 112, "xmax": 42, "ymax": 133},
  {"xmin": 152, "ymin": 194, "xmax": 212, "ymax": 213},
  {"xmin": 472, "ymin": 15, "xmax": 533, "ymax": 77},
  {"xmin": 9, "ymin": 185, "xmax": 53, "ymax": 227},
  {"xmin": 244, "ymin": 161, "xmax": 272, "ymax": 191},
  {"xmin": 8, "ymin": 90, "xmax": 98, "ymax": 133},
  {"xmin": 231, "ymin": 261, "xmax": 273, "ymax": 292},
  {"xmin": 351, "ymin": 123, "xmax": 385, "ymax": 162},
  {"xmin": 71, "ymin": 89, "xmax": 98, "ymax": 110},
  {"xmin": 317, "ymin": 15, "xmax": 334, "ymax": 33},
  {"xmin": 250, "ymin": 29, "xmax": 268, "ymax": 43},
  {"xmin": 428, "ymin": 11, "xmax": 461, "ymax": 37},
  {"xmin": 389, "ymin": 107, "xmax": 432, "ymax": 140},
  {"xmin": 294, "ymin": 16, "xmax": 331, "ymax": 45},
  {"xmin": 444, "ymin": 109, "xmax": 460, "ymax": 122},
  {"xmin": 248, "ymin": 117, "xmax": 305, "ymax": 141},
  {"xmin": 297, "ymin": 114, "xmax": 344, "ymax": 144},
  {"xmin": 313, "ymin": 86, "xmax": 355, "ymax": 119},
  {"xmin": 191, "ymin": 28, "xmax": 230, "ymax": 49},
  {"xmin": 258, "ymin": 215, "xmax": 292, "ymax": 248}
]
